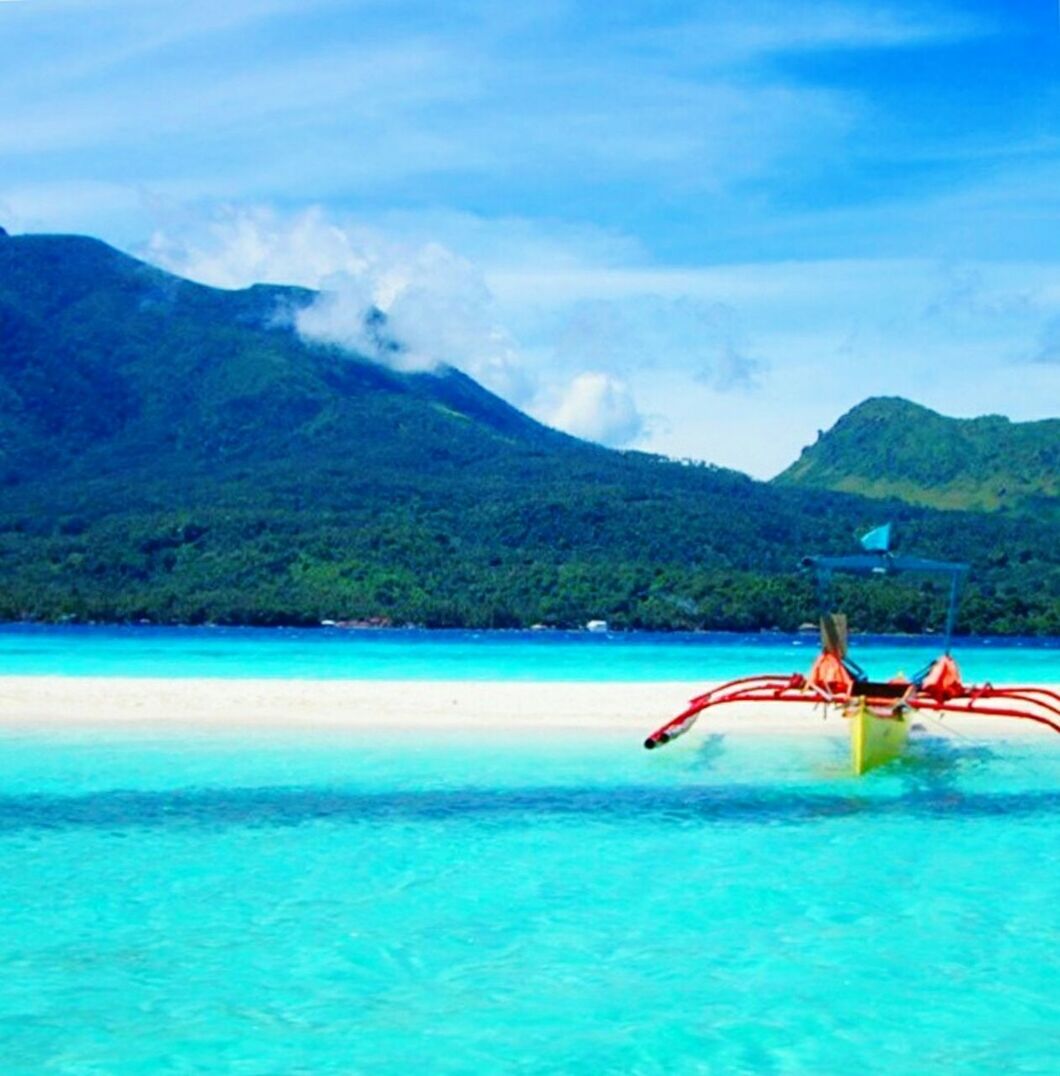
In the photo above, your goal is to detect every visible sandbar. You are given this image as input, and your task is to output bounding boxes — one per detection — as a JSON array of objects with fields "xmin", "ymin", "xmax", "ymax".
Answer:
[{"xmin": 0, "ymin": 677, "xmax": 1055, "ymax": 741}]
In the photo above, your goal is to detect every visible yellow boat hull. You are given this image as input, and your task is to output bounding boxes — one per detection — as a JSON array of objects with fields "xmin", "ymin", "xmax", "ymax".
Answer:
[{"xmin": 849, "ymin": 699, "xmax": 909, "ymax": 775}]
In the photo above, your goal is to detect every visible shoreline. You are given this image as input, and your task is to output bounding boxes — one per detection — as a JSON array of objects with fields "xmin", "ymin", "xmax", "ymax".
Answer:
[
  {"xmin": 0, "ymin": 676, "xmax": 1056, "ymax": 741},
  {"xmin": 2, "ymin": 621, "xmax": 1058, "ymax": 641}
]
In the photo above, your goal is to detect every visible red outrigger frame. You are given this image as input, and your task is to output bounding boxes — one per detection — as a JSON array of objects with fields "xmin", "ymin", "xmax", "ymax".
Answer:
[
  {"xmin": 644, "ymin": 529, "xmax": 1060, "ymax": 750},
  {"xmin": 643, "ymin": 665, "xmax": 1060, "ymax": 749}
]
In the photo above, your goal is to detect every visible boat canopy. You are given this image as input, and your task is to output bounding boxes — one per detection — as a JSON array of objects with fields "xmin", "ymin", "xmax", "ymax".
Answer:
[
  {"xmin": 802, "ymin": 526, "xmax": 969, "ymax": 657},
  {"xmin": 801, "ymin": 552, "xmax": 969, "ymax": 578}
]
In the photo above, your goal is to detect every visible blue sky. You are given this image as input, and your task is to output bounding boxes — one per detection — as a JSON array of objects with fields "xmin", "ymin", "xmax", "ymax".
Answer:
[{"xmin": 1, "ymin": 0, "xmax": 1058, "ymax": 474}]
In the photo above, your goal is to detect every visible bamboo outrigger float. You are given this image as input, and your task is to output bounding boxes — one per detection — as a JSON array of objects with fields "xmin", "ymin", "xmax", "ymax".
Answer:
[{"xmin": 644, "ymin": 526, "xmax": 1060, "ymax": 775}]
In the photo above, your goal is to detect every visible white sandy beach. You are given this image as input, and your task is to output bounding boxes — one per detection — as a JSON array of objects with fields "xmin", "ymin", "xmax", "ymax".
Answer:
[{"xmin": 0, "ymin": 677, "xmax": 1055, "ymax": 741}]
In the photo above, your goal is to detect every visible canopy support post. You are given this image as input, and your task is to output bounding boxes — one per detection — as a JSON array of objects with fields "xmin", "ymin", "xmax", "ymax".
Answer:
[{"xmin": 943, "ymin": 568, "xmax": 966, "ymax": 655}]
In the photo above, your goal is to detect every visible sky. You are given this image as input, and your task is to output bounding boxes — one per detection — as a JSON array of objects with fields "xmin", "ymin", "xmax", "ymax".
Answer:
[{"xmin": 0, "ymin": 0, "xmax": 1058, "ymax": 476}]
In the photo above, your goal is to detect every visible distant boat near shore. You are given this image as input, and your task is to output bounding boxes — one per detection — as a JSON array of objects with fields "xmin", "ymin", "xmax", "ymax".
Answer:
[{"xmin": 320, "ymin": 617, "xmax": 393, "ymax": 629}]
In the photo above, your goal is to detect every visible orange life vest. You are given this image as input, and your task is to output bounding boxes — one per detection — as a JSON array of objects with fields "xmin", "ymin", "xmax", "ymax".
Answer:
[
  {"xmin": 807, "ymin": 651, "xmax": 854, "ymax": 695},
  {"xmin": 920, "ymin": 654, "xmax": 964, "ymax": 702}
]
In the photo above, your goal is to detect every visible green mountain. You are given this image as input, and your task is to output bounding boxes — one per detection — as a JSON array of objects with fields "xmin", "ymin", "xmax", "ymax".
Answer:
[
  {"xmin": 776, "ymin": 397, "xmax": 1059, "ymax": 513},
  {"xmin": 0, "ymin": 231, "xmax": 1057, "ymax": 634}
]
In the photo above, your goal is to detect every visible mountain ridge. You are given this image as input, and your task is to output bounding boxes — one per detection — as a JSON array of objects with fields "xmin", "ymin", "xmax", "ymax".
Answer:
[{"xmin": 775, "ymin": 396, "xmax": 1059, "ymax": 513}]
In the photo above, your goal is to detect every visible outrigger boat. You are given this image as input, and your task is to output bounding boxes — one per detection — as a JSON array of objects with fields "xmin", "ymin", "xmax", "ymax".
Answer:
[{"xmin": 644, "ymin": 525, "xmax": 1060, "ymax": 774}]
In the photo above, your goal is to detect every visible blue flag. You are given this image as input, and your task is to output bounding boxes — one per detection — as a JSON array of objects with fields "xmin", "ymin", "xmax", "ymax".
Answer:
[{"xmin": 860, "ymin": 523, "xmax": 892, "ymax": 553}]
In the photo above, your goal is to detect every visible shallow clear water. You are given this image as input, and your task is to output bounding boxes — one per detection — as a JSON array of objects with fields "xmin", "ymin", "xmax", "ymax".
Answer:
[
  {"xmin": 1, "ymin": 624, "xmax": 1058, "ymax": 683},
  {"xmin": 2, "ymin": 629, "xmax": 1058, "ymax": 1071},
  {"xmin": 2, "ymin": 728, "xmax": 1059, "ymax": 1074}
]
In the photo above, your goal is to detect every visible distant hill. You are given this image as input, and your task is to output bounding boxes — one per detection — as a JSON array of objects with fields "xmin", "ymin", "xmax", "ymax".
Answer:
[
  {"xmin": 775, "ymin": 397, "xmax": 1059, "ymax": 513},
  {"xmin": 0, "ymin": 231, "xmax": 1057, "ymax": 634}
]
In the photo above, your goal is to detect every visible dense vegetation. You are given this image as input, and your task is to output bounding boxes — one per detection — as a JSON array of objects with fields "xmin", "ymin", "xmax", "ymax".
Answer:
[
  {"xmin": 776, "ymin": 396, "xmax": 1059, "ymax": 513},
  {"xmin": 0, "ymin": 231, "xmax": 1057, "ymax": 634}
]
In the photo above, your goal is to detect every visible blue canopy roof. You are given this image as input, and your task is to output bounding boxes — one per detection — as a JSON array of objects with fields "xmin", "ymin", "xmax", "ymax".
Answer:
[
  {"xmin": 802, "ymin": 553, "xmax": 969, "ymax": 578},
  {"xmin": 802, "ymin": 526, "xmax": 969, "ymax": 657}
]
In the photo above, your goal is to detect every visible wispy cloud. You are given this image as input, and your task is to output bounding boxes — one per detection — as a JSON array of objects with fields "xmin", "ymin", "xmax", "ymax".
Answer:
[
  {"xmin": 629, "ymin": 1, "xmax": 989, "ymax": 63},
  {"xmin": 0, "ymin": 37, "xmax": 472, "ymax": 162},
  {"xmin": 0, "ymin": 0, "xmax": 1034, "ymax": 245},
  {"xmin": 546, "ymin": 297, "xmax": 763, "ymax": 391},
  {"xmin": 1033, "ymin": 316, "xmax": 1060, "ymax": 364},
  {"xmin": 0, "ymin": 0, "xmax": 855, "ymax": 203}
]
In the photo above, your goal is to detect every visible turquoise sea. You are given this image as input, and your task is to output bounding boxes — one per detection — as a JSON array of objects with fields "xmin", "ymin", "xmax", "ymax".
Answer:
[
  {"xmin": 1, "ymin": 623, "xmax": 1058, "ymax": 683},
  {"xmin": 2, "ymin": 628, "xmax": 1059, "ymax": 1073}
]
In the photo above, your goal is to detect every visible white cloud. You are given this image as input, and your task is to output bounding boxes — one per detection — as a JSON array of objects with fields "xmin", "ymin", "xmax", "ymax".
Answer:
[
  {"xmin": 379, "ymin": 244, "xmax": 533, "ymax": 400},
  {"xmin": 548, "ymin": 373, "xmax": 645, "ymax": 447},
  {"xmin": 291, "ymin": 273, "xmax": 385, "ymax": 363},
  {"xmin": 146, "ymin": 205, "xmax": 532, "ymax": 398},
  {"xmin": 146, "ymin": 204, "xmax": 372, "ymax": 289}
]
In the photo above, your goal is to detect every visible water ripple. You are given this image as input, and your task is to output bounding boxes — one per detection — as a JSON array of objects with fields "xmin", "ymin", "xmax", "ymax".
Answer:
[{"xmin": 1, "ymin": 784, "xmax": 1058, "ymax": 831}]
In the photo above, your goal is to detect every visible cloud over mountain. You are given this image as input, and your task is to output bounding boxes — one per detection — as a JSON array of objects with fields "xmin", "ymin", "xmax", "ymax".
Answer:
[
  {"xmin": 145, "ymin": 205, "xmax": 644, "ymax": 441},
  {"xmin": 147, "ymin": 206, "xmax": 533, "ymax": 398},
  {"xmin": 548, "ymin": 373, "xmax": 646, "ymax": 448}
]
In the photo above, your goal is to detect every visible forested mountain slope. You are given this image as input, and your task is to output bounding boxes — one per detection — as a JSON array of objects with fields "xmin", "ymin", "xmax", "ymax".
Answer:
[{"xmin": 0, "ymin": 231, "xmax": 1056, "ymax": 633}]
